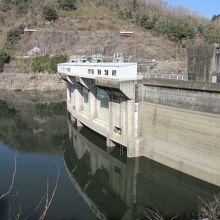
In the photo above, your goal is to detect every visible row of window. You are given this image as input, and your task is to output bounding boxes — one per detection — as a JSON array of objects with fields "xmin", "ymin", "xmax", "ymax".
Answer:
[
  {"xmin": 60, "ymin": 67, "xmax": 71, "ymax": 72},
  {"xmin": 60, "ymin": 67, "xmax": 117, "ymax": 76},
  {"xmin": 88, "ymin": 69, "xmax": 117, "ymax": 76}
]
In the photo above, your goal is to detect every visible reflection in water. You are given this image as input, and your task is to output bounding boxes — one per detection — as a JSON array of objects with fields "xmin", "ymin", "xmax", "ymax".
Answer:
[
  {"xmin": 0, "ymin": 92, "xmax": 97, "ymax": 220},
  {"xmin": 0, "ymin": 92, "xmax": 219, "ymax": 220},
  {"xmin": 65, "ymin": 120, "xmax": 220, "ymax": 220},
  {"xmin": 0, "ymin": 97, "xmax": 67, "ymax": 154}
]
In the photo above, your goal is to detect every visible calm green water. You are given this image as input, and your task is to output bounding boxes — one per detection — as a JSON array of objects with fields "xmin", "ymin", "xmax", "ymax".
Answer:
[{"xmin": 0, "ymin": 92, "xmax": 219, "ymax": 220}]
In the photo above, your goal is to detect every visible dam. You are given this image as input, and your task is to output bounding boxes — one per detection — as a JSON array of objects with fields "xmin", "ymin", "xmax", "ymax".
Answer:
[{"xmin": 57, "ymin": 55, "xmax": 220, "ymax": 187}]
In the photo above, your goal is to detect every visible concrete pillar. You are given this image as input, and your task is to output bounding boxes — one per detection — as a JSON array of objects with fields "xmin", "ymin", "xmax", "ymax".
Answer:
[
  {"xmin": 121, "ymin": 101, "xmax": 127, "ymax": 146},
  {"xmin": 71, "ymin": 87, "xmax": 75, "ymax": 114},
  {"xmin": 108, "ymin": 96, "xmax": 113, "ymax": 141},
  {"xmin": 75, "ymin": 84, "xmax": 83, "ymax": 113},
  {"xmin": 127, "ymin": 138, "xmax": 140, "ymax": 158},
  {"xmin": 89, "ymin": 89, "xmax": 97, "ymax": 120},
  {"xmin": 66, "ymin": 83, "xmax": 73, "ymax": 113},
  {"xmin": 127, "ymin": 101, "xmax": 134, "ymax": 137}
]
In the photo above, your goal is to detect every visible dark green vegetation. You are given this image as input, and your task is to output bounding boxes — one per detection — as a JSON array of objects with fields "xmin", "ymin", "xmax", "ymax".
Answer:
[
  {"xmin": 6, "ymin": 27, "xmax": 24, "ymax": 49},
  {"xmin": 58, "ymin": 0, "xmax": 77, "ymax": 11},
  {"xmin": 0, "ymin": 50, "xmax": 10, "ymax": 72},
  {"xmin": 32, "ymin": 54, "xmax": 67, "ymax": 73},
  {"xmin": 137, "ymin": 15, "xmax": 195, "ymax": 43},
  {"xmin": 0, "ymin": 0, "xmax": 30, "ymax": 14},
  {"xmin": 42, "ymin": 6, "xmax": 58, "ymax": 22}
]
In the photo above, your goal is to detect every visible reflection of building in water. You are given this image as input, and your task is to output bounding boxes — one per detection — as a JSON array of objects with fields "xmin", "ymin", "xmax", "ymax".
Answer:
[{"xmin": 64, "ymin": 121, "xmax": 220, "ymax": 220}]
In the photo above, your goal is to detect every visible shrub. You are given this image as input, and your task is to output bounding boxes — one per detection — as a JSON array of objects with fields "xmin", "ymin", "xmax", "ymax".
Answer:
[
  {"xmin": 48, "ymin": 54, "xmax": 67, "ymax": 72},
  {"xmin": 137, "ymin": 14, "xmax": 155, "ymax": 30},
  {"xmin": 32, "ymin": 54, "xmax": 67, "ymax": 73},
  {"xmin": 32, "ymin": 55, "xmax": 49, "ymax": 73},
  {"xmin": 118, "ymin": 10, "xmax": 133, "ymax": 20},
  {"xmin": 0, "ymin": 13, "xmax": 4, "ymax": 24},
  {"xmin": 42, "ymin": 6, "xmax": 58, "ymax": 22},
  {"xmin": 0, "ymin": 51, "xmax": 10, "ymax": 72},
  {"xmin": 203, "ymin": 26, "xmax": 220, "ymax": 44},
  {"xmin": 164, "ymin": 21, "xmax": 195, "ymax": 42},
  {"xmin": 15, "ymin": 0, "xmax": 30, "ymax": 14},
  {"xmin": 0, "ymin": 0, "xmax": 12, "ymax": 12},
  {"xmin": 152, "ymin": 18, "xmax": 195, "ymax": 42},
  {"xmin": 6, "ymin": 27, "xmax": 24, "ymax": 49},
  {"xmin": 0, "ymin": 61, "xmax": 4, "ymax": 72},
  {"xmin": 0, "ymin": 51, "xmax": 10, "ymax": 64},
  {"xmin": 0, "ymin": 0, "xmax": 30, "ymax": 14},
  {"xmin": 58, "ymin": 0, "xmax": 76, "ymax": 11}
]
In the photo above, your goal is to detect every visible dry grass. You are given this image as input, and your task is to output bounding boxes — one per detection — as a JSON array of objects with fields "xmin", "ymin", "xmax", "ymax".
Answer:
[{"xmin": 198, "ymin": 195, "xmax": 220, "ymax": 220}]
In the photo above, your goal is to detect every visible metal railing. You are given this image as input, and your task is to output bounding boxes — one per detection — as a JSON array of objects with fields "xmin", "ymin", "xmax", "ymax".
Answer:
[{"xmin": 143, "ymin": 72, "xmax": 189, "ymax": 81}]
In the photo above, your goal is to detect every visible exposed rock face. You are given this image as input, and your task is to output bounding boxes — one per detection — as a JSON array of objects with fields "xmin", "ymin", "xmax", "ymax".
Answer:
[{"xmin": 0, "ymin": 73, "xmax": 65, "ymax": 91}]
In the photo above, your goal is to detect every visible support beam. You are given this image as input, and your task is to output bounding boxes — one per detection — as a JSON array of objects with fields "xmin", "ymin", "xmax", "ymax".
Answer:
[
  {"xmin": 77, "ymin": 120, "xmax": 83, "ymax": 130},
  {"xmin": 89, "ymin": 90, "xmax": 97, "ymax": 120},
  {"xmin": 106, "ymin": 138, "xmax": 116, "ymax": 147},
  {"xmin": 75, "ymin": 84, "xmax": 83, "ymax": 113}
]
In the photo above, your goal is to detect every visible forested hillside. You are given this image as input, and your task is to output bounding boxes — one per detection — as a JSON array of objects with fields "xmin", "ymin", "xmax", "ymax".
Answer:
[{"xmin": 0, "ymin": 0, "xmax": 219, "ymax": 73}]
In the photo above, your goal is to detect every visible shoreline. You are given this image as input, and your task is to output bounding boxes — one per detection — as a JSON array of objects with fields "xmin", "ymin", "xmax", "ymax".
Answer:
[{"xmin": 0, "ymin": 73, "xmax": 65, "ymax": 91}]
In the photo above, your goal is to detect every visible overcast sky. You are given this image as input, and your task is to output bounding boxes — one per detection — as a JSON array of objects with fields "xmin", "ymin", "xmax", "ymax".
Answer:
[{"xmin": 166, "ymin": 0, "xmax": 220, "ymax": 18}]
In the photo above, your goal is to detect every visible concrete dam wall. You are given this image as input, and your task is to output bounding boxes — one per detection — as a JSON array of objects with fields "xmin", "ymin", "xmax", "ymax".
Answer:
[
  {"xmin": 63, "ymin": 74, "xmax": 220, "ymax": 186},
  {"xmin": 140, "ymin": 80, "xmax": 220, "ymax": 186}
]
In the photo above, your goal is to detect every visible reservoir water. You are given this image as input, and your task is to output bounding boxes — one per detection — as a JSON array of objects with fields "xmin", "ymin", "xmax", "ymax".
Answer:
[{"xmin": 0, "ymin": 91, "xmax": 219, "ymax": 220}]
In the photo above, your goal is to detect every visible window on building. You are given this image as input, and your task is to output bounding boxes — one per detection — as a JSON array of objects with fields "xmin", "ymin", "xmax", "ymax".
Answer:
[
  {"xmin": 97, "ymin": 69, "xmax": 101, "ymax": 75},
  {"xmin": 67, "ymin": 68, "xmax": 71, "ymax": 72},
  {"xmin": 112, "ymin": 70, "xmax": 116, "ymax": 76},
  {"xmin": 88, "ymin": 69, "xmax": 94, "ymax": 74},
  {"xmin": 104, "ymin": 70, "xmax": 109, "ymax": 75}
]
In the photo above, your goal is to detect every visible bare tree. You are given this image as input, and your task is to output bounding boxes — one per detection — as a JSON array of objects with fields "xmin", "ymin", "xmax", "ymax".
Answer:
[{"xmin": 0, "ymin": 151, "xmax": 17, "ymax": 200}]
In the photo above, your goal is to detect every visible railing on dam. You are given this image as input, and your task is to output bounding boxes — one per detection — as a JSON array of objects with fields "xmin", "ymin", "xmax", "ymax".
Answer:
[{"xmin": 143, "ymin": 72, "xmax": 190, "ymax": 81}]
